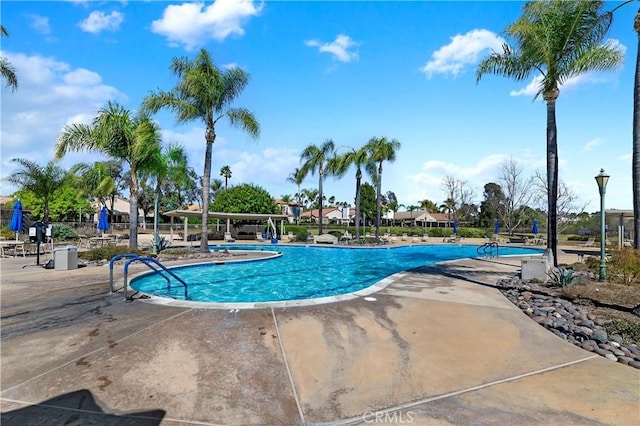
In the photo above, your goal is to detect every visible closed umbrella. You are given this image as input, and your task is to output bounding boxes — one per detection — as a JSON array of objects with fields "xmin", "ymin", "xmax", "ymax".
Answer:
[
  {"xmin": 532, "ymin": 219, "xmax": 539, "ymax": 235},
  {"xmin": 97, "ymin": 206, "xmax": 109, "ymax": 235},
  {"xmin": 494, "ymin": 220, "xmax": 500, "ymax": 235},
  {"xmin": 9, "ymin": 199, "xmax": 23, "ymax": 240},
  {"xmin": 452, "ymin": 219, "xmax": 458, "ymax": 235}
]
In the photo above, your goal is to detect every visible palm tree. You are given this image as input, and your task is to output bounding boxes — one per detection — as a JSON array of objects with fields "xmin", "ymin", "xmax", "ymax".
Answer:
[
  {"xmin": 70, "ymin": 160, "xmax": 124, "ymax": 226},
  {"xmin": 477, "ymin": 0, "xmax": 623, "ymax": 264},
  {"xmin": 142, "ymin": 49, "xmax": 259, "ymax": 252},
  {"xmin": 334, "ymin": 145, "xmax": 370, "ymax": 239},
  {"xmin": 143, "ymin": 143, "xmax": 189, "ymax": 253},
  {"xmin": 4, "ymin": 159, "xmax": 68, "ymax": 223},
  {"xmin": 56, "ymin": 101, "xmax": 162, "ymax": 249},
  {"xmin": 1, "ymin": 26, "xmax": 17, "ymax": 91},
  {"xmin": 298, "ymin": 139, "xmax": 336, "ymax": 234},
  {"xmin": 439, "ymin": 198, "xmax": 457, "ymax": 223},
  {"xmin": 220, "ymin": 165, "xmax": 232, "ymax": 190},
  {"xmin": 366, "ymin": 137, "xmax": 401, "ymax": 243}
]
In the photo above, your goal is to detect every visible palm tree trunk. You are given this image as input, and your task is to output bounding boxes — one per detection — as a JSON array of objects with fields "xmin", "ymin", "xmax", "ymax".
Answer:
[
  {"xmin": 200, "ymin": 129, "xmax": 214, "ymax": 252},
  {"xmin": 633, "ymin": 9, "xmax": 640, "ymax": 248},
  {"xmin": 318, "ymin": 170, "xmax": 324, "ymax": 234},
  {"xmin": 546, "ymin": 97, "xmax": 559, "ymax": 266},
  {"xmin": 129, "ymin": 170, "xmax": 139, "ymax": 249},
  {"xmin": 375, "ymin": 163, "xmax": 382, "ymax": 243},
  {"xmin": 355, "ymin": 169, "xmax": 362, "ymax": 239}
]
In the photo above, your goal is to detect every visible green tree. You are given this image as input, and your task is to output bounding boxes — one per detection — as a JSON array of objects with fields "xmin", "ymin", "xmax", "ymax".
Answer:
[
  {"xmin": 141, "ymin": 143, "xmax": 190, "ymax": 252},
  {"xmin": 477, "ymin": 0, "xmax": 624, "ymax": 264},
  {"xmin": 4, "ymin": 158, "xmax": 69, "ymax": 223},
  {"xmin": 298, "ymin": 139, "xmax": 337, "ymax": 234},
  {"xmin": 359, "ymin": 182, "xmax": 377, "ymax": 226},
  {"xmin": 419, "ymin": 199, "xmax": 439, "ymax": 213},
  {"xmin": 1, "ymin": 26, "xmax": 17, "ymax": 91},
  {"xmin": 479, "ymin": 183, "xmax": 506, "ymax": 229},
  {"xmin": 142, "ymin": 49, "xmax": 259, "ymax": 252},
  {"xmin": 210, "ymin": 183, "xmax": 276, "ymax": 216},
  {"xmin": 334, "ymin": 145, "xmax": 371, "ymax": 239},
  {"xmin": 365, "ymin": 136, "xmax": 401, "ymax": 243},
  {"xmin": 71, "ymin": 160, "xmax": 125, "ymax": 226},
  {"xmin": 56, "ymin": 101, "xmax": 162, "ymax": 249},
  {"xmin": 220, "ymin": 165, "xmax": 232, "ymax": 189}
]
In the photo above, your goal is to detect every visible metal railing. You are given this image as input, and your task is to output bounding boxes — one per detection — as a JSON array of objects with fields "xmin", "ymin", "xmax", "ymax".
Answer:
[
  {"xmin": 109, "ymin": 254, "xmax": 188, "ymax": 301},
  {"xmin": 477, "ymin": 241, "xmax": 499, "ymax": 258}
]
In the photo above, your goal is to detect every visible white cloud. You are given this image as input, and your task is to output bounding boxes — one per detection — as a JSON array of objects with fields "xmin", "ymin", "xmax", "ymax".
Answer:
[
  {"xmin": 151, "ymin": 0, "xmax": 262, "ymax": 51},
  {"xmin": 420, "ymin": 29, "xmax": 504, "ymax": 79},
  {"xmin": 28, "ymin": 14, "xmax": 51, "ymax": 35},
  {"xmin": 583, "ymin": 138, "xmax": 602, "ymax": 152},
  {"xmin": 222, "ymin": 62, "xmax": 238, "ymax": 69},
  {"xmin": 305, "ymin": 34, "xmax": 359, "ymax": 63},
  {"xmin": 79, "ymin": 10, "xmax": 124, "ymax": 34},
  {"xmin": 0, "ymin": 52, "xmax": 125, "ymax": 195}
]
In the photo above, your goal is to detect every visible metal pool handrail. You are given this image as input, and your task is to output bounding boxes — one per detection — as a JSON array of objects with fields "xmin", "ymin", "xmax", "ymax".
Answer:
[
  {"xmin": 477, "ymin": 242, "xmax": 499, "ymax": 258},
  {"xmin": 109, "ymin": 253, "xmax": 142, "ymax": 293},
  {"xmin": 117, "ymin": 256, "xmax": 189, "ymax": 301}
]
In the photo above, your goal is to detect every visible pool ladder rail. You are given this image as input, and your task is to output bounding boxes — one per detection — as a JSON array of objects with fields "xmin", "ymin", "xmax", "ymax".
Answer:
[
  {"xmin": 109, "ymin": 254, "xmax": 189, "ymax": 301},
  {"xmin": 477, "ymin": 241, "xmax": 499, "ymax": 258}
]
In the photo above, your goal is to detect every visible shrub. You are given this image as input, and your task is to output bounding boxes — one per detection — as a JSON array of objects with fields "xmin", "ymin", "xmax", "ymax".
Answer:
[
  {"xmin": 328, "ymin": 230, "xmax": 342, "ymax": 239},
  {"xmin": 295, "ymin": 229, "xmax": 308, "ymax": 243},
  {"xmin": 78, "ymin": 246, "xmax": 146, "ymax": 261},
  {"xmin": 607, "ymin": 247, "xmax": 640, "ymax": 284},
  {"xmin": 605, "ymin": 319, "xmax": 640, "ymax": 342},
  {"xmin": 52, "ymin": 223, "xmax": 78, "ymax": 241},
  {"xmin": 547, "ymin": 267, "xmax": 580, "ymax": 288}
]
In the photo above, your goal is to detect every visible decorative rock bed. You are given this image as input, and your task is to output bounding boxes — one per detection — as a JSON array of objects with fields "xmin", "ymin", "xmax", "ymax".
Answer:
[{"xmin": 496, "ymin": 277, "xmax": 640, "ymax": 370}]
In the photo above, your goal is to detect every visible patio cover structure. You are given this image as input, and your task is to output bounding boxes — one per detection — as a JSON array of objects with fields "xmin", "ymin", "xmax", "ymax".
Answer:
[{"xmin": 163, "ymin": 209, "xmax": 288, "ymax": 241}]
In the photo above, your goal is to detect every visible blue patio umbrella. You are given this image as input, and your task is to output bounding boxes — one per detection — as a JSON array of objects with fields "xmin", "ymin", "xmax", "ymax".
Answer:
[
  {"xmin": 97, "ymin": 206, "xmax": 109, "ymax": 234},
  {"xmin": 9, "ymin": 199, "xmax": 23, "ymax": 240},
  {"xmin": 494, "ymin": 220, "xmax": 500, "ymax": 234},
  {"xmin": 452, "ymin": 219, "xmax": 458, "ymax": 235},
  {"xmin": 532, "ymin": 219, "xmax": 539, "ymax": 235}
]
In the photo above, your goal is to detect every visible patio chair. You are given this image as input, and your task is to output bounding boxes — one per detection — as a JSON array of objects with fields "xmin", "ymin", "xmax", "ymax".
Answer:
[
  {"xmin": 422, "ymin": 234, "xmax": 429, "ymax": 242},
  {"xmin": 224, "ymin": 232, "xmax": 235, "ymax": 243},
  {"xmin": 256, "ymin": 232, "xmax": 265, "ymax": 241},
  {"xmin": 583, "ymin": 237, "xmax": 595, "ymax": 247},
  {"xmin": 401, "ymin": 233, "xmax": 408, "ymax": 241}
]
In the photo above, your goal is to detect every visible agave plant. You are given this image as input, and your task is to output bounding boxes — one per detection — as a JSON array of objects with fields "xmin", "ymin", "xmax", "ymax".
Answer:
[{"xmin": 547, "ymin": 267, "xmax": 580, "ymax": 288}]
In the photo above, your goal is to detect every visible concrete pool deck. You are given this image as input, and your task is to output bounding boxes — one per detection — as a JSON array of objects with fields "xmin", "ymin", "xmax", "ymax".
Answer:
[{"xmin": 1, "ymin": 246, "xmax": 639, "ymax": 425}]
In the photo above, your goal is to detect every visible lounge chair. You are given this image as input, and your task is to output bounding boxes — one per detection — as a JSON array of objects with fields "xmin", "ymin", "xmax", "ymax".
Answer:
[
  {"xmin": 313, "ymin": 234, "xmax": 338, "ymax": 244},
  {"xmin": 256, "ymin": 232, "xmax": 265, "ymax": 241},
  {"xmin": 401, "ymin": 233, "xmax": 408, "ymax": 241},
  {"xmin": 288, "ymin": 231, "xmax": 295, "ymax": 242},
  {"xmin": 583, "ymin": 237, "xmax": 595, "ymax": 247},
  {"xmin": 224, "ymin": 232, "xmax": 235, "ymax": 243},
  {"xmin": 411, "ymin": 235, "xmax": 419, "ymax": 243},
  {"xmin": 422, "ymin": 234, "xmax": 429, "ymax": 242},
  {"xmin": 342, "ymin": 230, "xmax": 352, "ymax": 243}
]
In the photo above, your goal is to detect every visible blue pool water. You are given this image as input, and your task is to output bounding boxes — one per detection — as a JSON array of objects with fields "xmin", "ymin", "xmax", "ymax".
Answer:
[{"xmin": 130, "ymin": 244, "xmax": 542, "ymax": 303}]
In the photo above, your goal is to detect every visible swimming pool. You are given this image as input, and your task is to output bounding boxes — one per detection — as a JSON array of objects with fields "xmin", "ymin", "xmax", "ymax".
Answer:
[{"xmin": 130, "ymin": 244, "xmax": 542, "ymax": 305}]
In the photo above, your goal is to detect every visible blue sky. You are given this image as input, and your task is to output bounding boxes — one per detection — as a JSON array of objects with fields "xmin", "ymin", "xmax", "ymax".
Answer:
[{"xmin": 1, "ymin": 0, "xmax": 636, "ymax": 213}]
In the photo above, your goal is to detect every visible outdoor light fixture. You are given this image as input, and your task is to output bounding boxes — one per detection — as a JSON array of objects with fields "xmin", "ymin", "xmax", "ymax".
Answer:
[{"xmin": 595, "ymin": 169, "xmax": 609, "ymax": 282}]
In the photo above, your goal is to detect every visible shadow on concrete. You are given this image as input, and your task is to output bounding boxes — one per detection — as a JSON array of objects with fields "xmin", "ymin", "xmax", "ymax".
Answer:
[{"xmin": 1, "ymin": 389, "xmax": 165, "ymax": 425}]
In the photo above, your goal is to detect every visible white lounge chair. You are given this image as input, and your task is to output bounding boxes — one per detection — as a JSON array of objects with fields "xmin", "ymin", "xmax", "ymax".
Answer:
[
  {"xmin": 256, "ymin": 232, "xmax": 265, "ymax": 241},
  {"xmin": 401, "ymin": 233, "xmax": 408, "ymax": 241},
  {"xmin": 583, "ymin": 237, "xmax": 595, "ymax": 247},
  {"xmin": 313, "ymin": 234, "xmax": 338, "ymax": 244},
  {"xmin": 422, "ymin": 234, "xmax": 429, "ymax": 242},
  {"xmin": 224, "ymin": 232, "xmax": 235, "ymax": 242}
]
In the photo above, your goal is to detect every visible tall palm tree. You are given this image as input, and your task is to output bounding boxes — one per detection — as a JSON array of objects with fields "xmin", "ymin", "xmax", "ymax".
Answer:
[
  {"xmin": 142, "ymin": 49, "xmax": 259, "ymax": 252},
  {"xmin": 334, "ymin": 145, "xmax": 371, "ymax": 239},
  {"xmin": 439, "ymin": 198, "xmax": 456, "ymax": 223},
  {"xmin": 366, "ymin": 137, "xmax": 401, "ymax": 243},
  {"xmin": 70, "ymin": 160, "xmax": 123, "ymax": 226},
  {"xmin": 220, "ymin": 165, "xmax": 232, "ymax": 190},
  {"xmin": 56, "ymin": 101, "xmax": 162, "ymax": 249},
  {"xmin": 1, "ymin": 26, "xmax": 17, "ymax": 91},
  {"xmin": 298, "ymin": 139, "xmax": 336, "ymax": 234},
  {"xmin": 477, "ymin": 0, "xmax": 623, "ymax": 264},
  {"xmin": 4, "ymin": 158, "xmax": 68, "ymax": 222}
]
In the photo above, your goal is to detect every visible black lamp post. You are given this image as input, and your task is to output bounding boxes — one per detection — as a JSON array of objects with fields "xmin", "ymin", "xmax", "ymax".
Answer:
[{"xmin": 594, "ymin": 169, "xmax": 610, "ymax": 282}]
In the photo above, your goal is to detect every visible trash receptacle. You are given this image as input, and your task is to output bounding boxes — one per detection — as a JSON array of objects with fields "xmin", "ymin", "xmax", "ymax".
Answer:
[{"xmin": 54, "ymin": 245, "xmax": 78, "ymax": 270}]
